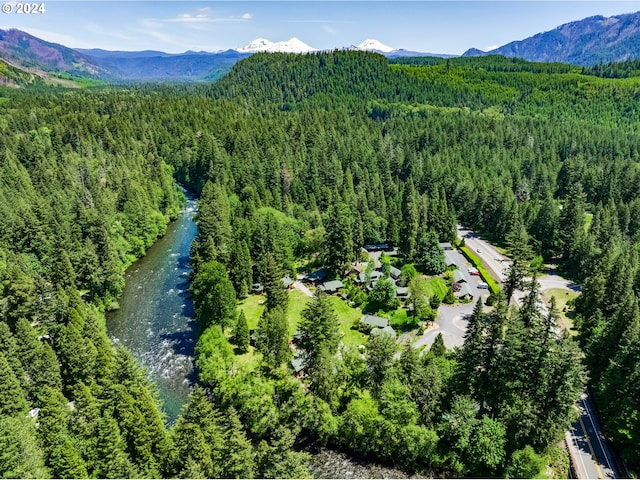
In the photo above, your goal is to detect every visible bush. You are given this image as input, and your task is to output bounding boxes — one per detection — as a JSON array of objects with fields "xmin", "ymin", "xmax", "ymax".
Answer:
[
  {"xmin": 429, "ymin": 294, "xmax": 441, "ymax": 309},
  {"xmin": 443, "ymin": 287, "xmax": 455, "ymax": 304}
]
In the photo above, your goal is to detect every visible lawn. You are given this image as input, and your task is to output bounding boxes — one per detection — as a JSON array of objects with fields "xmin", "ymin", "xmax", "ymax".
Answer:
[
  {"xmin": 238, "ymin": 290, "xmax": 368, "ymax": 348},
  {"xmin": 238, "ymin": 295, "xmax": 266, "ymax": 330},
  {"xmin": 542, "ymin": 288, "xmax": 580, "ymax": 336},
  {"xmin": 422, "ymin": 276, "xmax": 448, "ymax": 300},
  {"xmin": 327, "ymin": 296, "xmax": 368, "ymax": 348}
]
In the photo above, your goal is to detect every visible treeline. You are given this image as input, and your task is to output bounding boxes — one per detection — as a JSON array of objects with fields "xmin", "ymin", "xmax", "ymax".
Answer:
[
  {"xmin": 0, "ymin": 87, "xmax": 183, "ymax": 477},
  {"xmin": 3, "ymin": 49, "xmax": 640, "ymax": 476}
]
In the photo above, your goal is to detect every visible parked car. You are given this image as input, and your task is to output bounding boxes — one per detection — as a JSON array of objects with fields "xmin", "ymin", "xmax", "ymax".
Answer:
[
  {"xmin": 469, "ymin": 269, "xmax": 480, "ymax": 276},
  {"xmin": 477, "ymin": 282, "xmax": 489, "ymax": 289}
]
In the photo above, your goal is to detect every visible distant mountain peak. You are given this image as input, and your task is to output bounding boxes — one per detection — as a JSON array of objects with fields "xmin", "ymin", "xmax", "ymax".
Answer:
[
  {"xmin": 356, "ymin": 39, "xmax": 395, "ymax": 53},
  {"xmin": 237, "ymin": 37, "xmax": 317, "ymax": 54}
]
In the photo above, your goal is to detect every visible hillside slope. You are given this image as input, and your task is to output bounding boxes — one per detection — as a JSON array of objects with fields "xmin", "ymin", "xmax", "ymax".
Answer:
[{"xmin": 464, "ymin": 11, "xmax": 640, "ymax": 65}]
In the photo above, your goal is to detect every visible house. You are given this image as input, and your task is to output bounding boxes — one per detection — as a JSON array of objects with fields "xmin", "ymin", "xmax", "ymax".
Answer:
[
  {"xmin": 320, "ymin": 280, "xmax": 344, "ymax": 293},
  {"xmin": 305, "ymin": 268, "xmax": 327, "ymax": 284},
  {"xmin": 389, "ymin": 266, "xmax": 401, "ymax": 280},
  {"xmin": 453, "ymin": 270, "xmax": 466, "ymax": 284},
  {"xmin": 251, "ymin": 282, "xmax": 264, "ymax": 294},
  {"xmin": 356, "ymin": 270, "xmax": 383, "ymax": 285},
  {"xmin": 281, "ymin": 276, "xmax": 294, "ymax": 289},
  {"xmin": 360, "ymin": 314, "xmax": 390, "ymax": 329},
  {"xmin": 456, "ymin": 283, "xmax": 473, "ymax": 300},
  {"xmin": 395, "ymin": 286, "xmax": 411, "ymax": 299},
  {"xmin": 370, "ymin": 325, "xmax": 397, "ymax": 338},
  {"xmin": 363, "ymin": 243, "xmax": 390, "ymax": 252}
]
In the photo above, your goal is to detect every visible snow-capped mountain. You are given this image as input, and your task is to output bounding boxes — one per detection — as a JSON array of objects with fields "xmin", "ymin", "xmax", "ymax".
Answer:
[
  {"xmin": 237, "ymin": 37, "xmax": 317, "ymax": 54},
  {"xmin": 356, "ymin": 39, "xmax": 395, "ymax": 53}
]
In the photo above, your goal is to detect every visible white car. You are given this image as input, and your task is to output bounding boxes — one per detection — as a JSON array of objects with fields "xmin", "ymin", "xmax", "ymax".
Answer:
[{"xmin": 477, "ymin": 282, "xmax": 489, "ymax": 289}]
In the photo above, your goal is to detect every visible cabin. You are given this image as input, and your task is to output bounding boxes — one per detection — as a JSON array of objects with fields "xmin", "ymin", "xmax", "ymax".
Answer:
[
  {"xmin": 370, "ymin": 325, "xmax": 397, "ymax": 338},
  {"xmin": 395, "ymin": 286, "xmax": 411, "ymax": 299},
  {"xmin": 389, "ymin": 266, "xmax": 402, "ymax": 280},
  {"xmin": 251, "ymin": 282, "xmax": 264, "ymax": 294},
  {"xmin": 360, "ymin": 314, "xmax": 390, "ymax": 329},
  {"xmin": 320, "ymin": 280, "xmax": 344, "ymax": 294},
  {"xmin": 363, "ymin": 243, "xmax": 391, "ymax": 252},
  {"xmin": 453, "ymin": 270, "xmax": 466, "ymax": 284},
  {"xmin": 305, "ymin": 268, "xmax": 327, "ymax": 284},
  {"xmin": 456, "ymin": 283, "xmax": 473, "ymax": 300},
  {"xmin": 281, "ymin": 276, "xmax": 294, "ymax": 289},
  {"xmin": 291, "ymin": 357, "xmax": 305, "ymax": 377}
]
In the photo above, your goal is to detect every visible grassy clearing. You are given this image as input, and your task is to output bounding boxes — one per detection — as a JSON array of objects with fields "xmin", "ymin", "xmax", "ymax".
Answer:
[
  {"xmin": 328, "ymin": 296, "xmax": 368, "ymax": 348},
  {"xmin": 460, "ymin": 246, "xmax": 500, "ymax": 294},
  {"xmin": 423, "ymin": 276, "xmax": 448, "ymax": 300},
  {"xmin": 542, "ymin": 288, "xmax": 580, "ymax": 336},
  {"xmin": 238, "ymin": 291, "xmax": 367, "ymax": 348},
  {"xmin": 287, "ymin": 290, "xmax": 312, "ymax": 334},
  {"xmin": 238, "ymin": 295, "xmax": 266, "ymax": 330}
]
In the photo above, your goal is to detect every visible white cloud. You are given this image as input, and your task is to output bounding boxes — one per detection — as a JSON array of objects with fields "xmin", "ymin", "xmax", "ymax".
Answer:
[
  {"xmin": 166, "ymin": 9, "xmax": 253, "ymax": 24},
  {"xmin": 323, "ymin": 25, "xmax": 335, "ymax": 34}
]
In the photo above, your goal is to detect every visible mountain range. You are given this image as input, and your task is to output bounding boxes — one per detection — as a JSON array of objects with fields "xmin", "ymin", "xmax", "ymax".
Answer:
[
  {"xmin": 3, "ymin": 10, "xmax": 640, "ymax": 84},
  {"xmin": 463, "ymin": 11, "xmax": 640, "ymax": 65}
]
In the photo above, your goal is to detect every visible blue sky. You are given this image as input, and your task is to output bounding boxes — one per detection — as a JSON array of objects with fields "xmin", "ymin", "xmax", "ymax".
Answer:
[{"xmin": 2, "ymin": 1, "xmax": 640, "ymax": 54}]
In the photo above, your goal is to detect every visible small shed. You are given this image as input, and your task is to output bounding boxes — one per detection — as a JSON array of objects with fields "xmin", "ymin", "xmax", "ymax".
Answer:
[
  {"xmin": 281, "ymin": 276, "xmax": 294, "ymax": 289},
  {"xmin": 453, "ymin": 270, "xmax": 466, "ymax": 284},
  {"xmin": 321, "ymin": 280, "xmax": 344, "ymax": 293},
  {"xmin": 439, "ymin": 242, "xmax": 453, "ymax": 251},
  {"xmin": 251, "ymin": 282, "xmax": 264, "ymax": 294},
  {"xmin": 360, "ymin": 314, "xmax": 390, "ymax": 329}
]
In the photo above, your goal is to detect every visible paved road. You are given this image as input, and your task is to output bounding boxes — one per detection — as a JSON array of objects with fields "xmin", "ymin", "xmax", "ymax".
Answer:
[
  {"xmin": 413, "ymin": 247, "xmax": 489, "ymax": 350},
  {"xmin": 454, "ymin": 225, "xmax": 619, "ymax": 480},
  {"xmin": 293, "ymin": 280, "xmax": 314, "ymax": 298},
  {"xmin": 568, "ymin": 393, "xmax": 618, "ymax": 479}
]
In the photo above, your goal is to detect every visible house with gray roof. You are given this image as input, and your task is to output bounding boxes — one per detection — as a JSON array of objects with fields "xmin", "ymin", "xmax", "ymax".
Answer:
[
  {"xmin": 281, "ymin": 276, "xmax": 294, "ymax": 289},
  {"xmin": 370, "ymin": 325, "xmax": 397, "ymax": 338},
  {"xmin": 453, "ymin": 270, "xmax": 466, "ymax": 284},
  {"xmin": 389, "ymin": 266, "xmax": 402, "ymax": 279},
  {"xmin": 360, "ymin": 314, "xmax": 389, "ymax": 329},
  {"xmin": 457, "ymin": 283, "xmax": 473, "ymax": 300},
  {"xmin": 320, "ymin": 280, "xmax": 344, "ymax": 293},
  {"xmin": 395, "ymin": 286, "xmax": 410, "ymax": 299}
]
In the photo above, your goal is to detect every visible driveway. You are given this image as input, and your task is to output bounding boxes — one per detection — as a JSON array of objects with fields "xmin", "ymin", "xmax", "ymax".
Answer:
[{"xmin": 413, "ymin": 247, "xmax": 489, "ymax": 350}]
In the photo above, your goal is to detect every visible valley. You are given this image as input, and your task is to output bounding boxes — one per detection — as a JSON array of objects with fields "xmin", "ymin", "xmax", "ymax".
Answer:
[{"xmin": 2, "ymin": 8, "xmax": 640, "ymax": 477}]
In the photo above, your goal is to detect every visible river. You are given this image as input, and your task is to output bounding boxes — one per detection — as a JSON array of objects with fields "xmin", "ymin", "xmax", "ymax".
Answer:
[
  {"xmin": 106, "ymin": 196, "xmax": 198, "ymax": 423},
  {"xmin": 105, "ymin": 194, "xmax": 413, "ymax": 477}
]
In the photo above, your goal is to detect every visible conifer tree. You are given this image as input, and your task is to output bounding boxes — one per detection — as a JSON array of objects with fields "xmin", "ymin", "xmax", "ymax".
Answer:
[
  {"xmin": 255, "ymin": 307, "xmax": 291, "ymax": 372},
  {"xmin": 324, "ymin": 202, "xmax": 354, "ymax": 275},
  {"xmin": 233, "ymin": 310, "xmax": 250, "ymax": 353},
  {"xmin": 261, "ymin": 253, "xmax": 288, "ymax": 312},
  {"xmin": 191, "ymin": 260, "xmax": 237, "ymax": 329},
  {"xmin": 0, "ymin": 351, "xmax": 28, "ymax": 417}
]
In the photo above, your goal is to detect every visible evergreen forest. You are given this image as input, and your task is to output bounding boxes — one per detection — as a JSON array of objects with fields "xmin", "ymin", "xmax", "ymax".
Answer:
[{"xmin": 1, "ymin": 50, "xmax": 640, "ymax": 477}]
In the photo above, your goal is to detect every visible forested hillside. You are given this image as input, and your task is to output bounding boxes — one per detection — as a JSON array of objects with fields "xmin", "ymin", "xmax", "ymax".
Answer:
[{"xmin": 2, "ymin": 50, "xmax": 640, "ymax": 477}]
